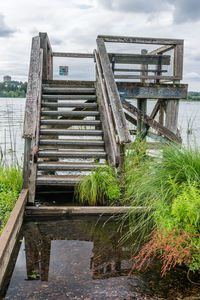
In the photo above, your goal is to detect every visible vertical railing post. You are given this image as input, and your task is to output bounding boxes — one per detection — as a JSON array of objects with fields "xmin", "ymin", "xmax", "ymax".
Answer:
[{"xmin": 23, "ymin": 138, "xmax": 31, "ymax": 189}]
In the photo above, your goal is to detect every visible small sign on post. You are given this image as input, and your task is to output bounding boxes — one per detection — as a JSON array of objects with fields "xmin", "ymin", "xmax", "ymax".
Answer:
[{"xmin": 59, "ymin": 66, "xmax": 69, "ymax": 76}]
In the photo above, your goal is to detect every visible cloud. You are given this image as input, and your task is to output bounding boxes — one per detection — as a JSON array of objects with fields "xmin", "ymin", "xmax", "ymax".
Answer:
[
  {"xmin": 0, "ymin": 13, "xmax": 15, "ymax": 37},
  {"xmin": 96, "ymin": 0, "xmax": 173, "ymax": 14},
  {"xmin": 173, "ymin": 0, "xmax": 200, "ymax": 23},
  {"xmin": 184, "ymin": 72, "xmax": 200, "ymax": 79}
]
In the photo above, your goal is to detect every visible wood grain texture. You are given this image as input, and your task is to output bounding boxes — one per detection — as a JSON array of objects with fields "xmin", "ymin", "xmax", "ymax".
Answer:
[
  {"xmin": 123, "ymin": 100, "xmax": 181, "ymax": 143},
  {"xmin": 97, "ymin": 38, "xmax": 131, "ymax": 144},
  {"xmin": 53, "ymin": 52, "xmax": 93, "ymax": 58},
  {"xmin": 23, "ymin": 36, "xmax": 41, "ymax": 138},
  {"xmin": 98, "ymin": 35, "xmax": 184, "ymax": 45},
  {"xmin": 0, "ymin": 189, "xmax": 28, "ymax": 290}
]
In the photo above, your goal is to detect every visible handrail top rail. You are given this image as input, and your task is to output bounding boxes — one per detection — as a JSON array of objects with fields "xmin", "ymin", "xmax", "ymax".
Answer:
[
  {"xmin": 53, "ymin": 52, "xmax": 94, "ymax": 58},
  {"xmin": 97, "ymin": 35, "xmax": 184, "ymax": 45}
]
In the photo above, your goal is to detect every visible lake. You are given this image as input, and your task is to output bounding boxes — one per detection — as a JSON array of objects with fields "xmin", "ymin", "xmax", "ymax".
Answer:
[{"xmin": 0, "ymin": 98, "xmax": 200, "ymax": 164}]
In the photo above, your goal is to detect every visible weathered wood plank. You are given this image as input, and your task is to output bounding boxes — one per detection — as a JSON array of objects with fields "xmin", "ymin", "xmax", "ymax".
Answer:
[
  {"xmin": 115, "ymin": 75, "xmax": 179, "ymax": 80},
  {"xmin": 25, "ymin": 206, "xmax": 146, "ymax": 217},
  {"xmin": 28, "ymin": 49, "xmax": 43, "ymax": 204},
  {"xmin": 149, "ymin": 45, "xmax": 174, "ymax": 55},
  {"xmin": 43, "ymin": 80, "xmax": 95, "ymax": 87},
  {"xmin": 174, "ymin": 44, "xmax": 183, "ymax": 79},
  {"xmin": 114, "ymin": 68, "xmax": 167, "ymax": 73},
  {"xmin": 117, "ymin": 83, "xmax": 188, "ymax": 99},
  {"xmin": 53, "ymin": 52, "xmax": 94, "ymax": 58},
  {"xmin": 0, "ymin": 189, "xmax": 28, "ymax": 290},
  {"xmin": 123, "ymin": 100, "xmax": 181, "ymax": 143},
  {"xmin": 94, "ymin": 50, "xmax": 120, "ymax": 166},
  {"xmin": 98, "ymin": 35, "xmax": 184, "ymax": 45},
  {"xmin": 97, "ymin": 38, "xmax": 131, "ymax": 144},
  {"xmin": 23, "ymin": 36, "xmax": 41, "ymax": 138},
  {"xmin": 165, "ymin": 100, "xmax": 180, "ymax": 134},
  {"xmin": 108, "ymin": 53, "xmax": 170, "ymax": 65}
]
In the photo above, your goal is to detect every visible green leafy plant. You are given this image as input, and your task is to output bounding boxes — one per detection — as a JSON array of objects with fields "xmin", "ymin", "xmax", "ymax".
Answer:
[
  {"xmin": 0, "ymin": 162, "xmax": 22, "ymax": 233},
  {"xmin": 75, "ymin": 165, "xmax": 121, "ymax": 205}
]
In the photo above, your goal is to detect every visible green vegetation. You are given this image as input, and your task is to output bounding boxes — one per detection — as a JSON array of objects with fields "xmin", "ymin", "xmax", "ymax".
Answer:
[
  {"xmin": 0, "ymin": 81, "xmax": 27, "ymax": 98},
  {"xmin": 0, "ymin": 162, "xmax": 22, "ymax": 234},
  {"xmin": 75, "ymin": 165, "xmax": 121, "ymax": 205},
  {"xmin": 76, "ymin": 141, "xmax": 200, "ymax": 275},
  {"xmin": 186, "ymin": 91, "xmax": 200, "ymax": 101}
]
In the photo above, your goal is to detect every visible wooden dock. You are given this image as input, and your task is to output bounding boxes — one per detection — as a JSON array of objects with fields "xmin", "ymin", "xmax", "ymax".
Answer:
[{"xmin": 22, "ymin": 33, "xmax": 188, "ymax": 204}]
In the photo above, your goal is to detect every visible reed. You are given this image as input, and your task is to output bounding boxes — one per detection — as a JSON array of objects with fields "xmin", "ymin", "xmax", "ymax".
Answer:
[{"xmin": 0, "ymin": 162, "xmax": 22, "ymax": 233}]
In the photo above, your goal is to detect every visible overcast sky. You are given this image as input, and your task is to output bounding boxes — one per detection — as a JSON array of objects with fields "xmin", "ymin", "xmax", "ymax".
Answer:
[{"xmin": 0, "ymin": 0, "xmax": 200, "ymax": 91}]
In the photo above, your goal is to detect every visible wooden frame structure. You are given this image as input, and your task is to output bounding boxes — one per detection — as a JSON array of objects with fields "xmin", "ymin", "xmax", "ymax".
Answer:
[{"xmin": 22, "ymin": 33, "xmax": 188, "ymax": 203}]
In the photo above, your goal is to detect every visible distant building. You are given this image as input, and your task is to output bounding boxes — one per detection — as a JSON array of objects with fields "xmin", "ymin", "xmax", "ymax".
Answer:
[{"xmin": 3, "ymin": 75, "xmax": 11, "ymax": 82}]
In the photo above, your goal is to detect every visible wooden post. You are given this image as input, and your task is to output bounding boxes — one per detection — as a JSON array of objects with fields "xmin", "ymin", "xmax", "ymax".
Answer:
[
  {"xmin": 137, "ymin": 49, "xmax": 147, "ymax": 138},
  {"xmin": 23, "ymin": 138, "xmax": 31, "ymax": 188},
  {"xmin": 165, "ymin": 81, "xmax": 180, "ymax": 135}
]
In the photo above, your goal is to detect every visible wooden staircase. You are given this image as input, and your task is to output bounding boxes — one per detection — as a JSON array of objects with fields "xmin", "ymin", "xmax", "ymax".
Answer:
[
  {"xmin": 37, "ymin": 81, "xmax": 107, "ymax": 187},
  {"xmin": 23, "ymin": 33, "xmax": 186, "ymax": 204}
]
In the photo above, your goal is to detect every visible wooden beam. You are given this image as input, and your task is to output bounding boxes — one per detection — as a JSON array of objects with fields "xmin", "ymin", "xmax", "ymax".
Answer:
[
  {"xmin": 53, "ymin": 52, "xmax": 94, "ymax": 58},
  {"xmin": 97, "ymin": 38, "xmax": 131, "ymax": 144},
  {"xmin": 149, "ymin": 45, "xmax": 174, "ymax": 55},
  {"xmin": 0, "ymin": 189, "xmax": 28, "ymax": 290},
  {"xmin": 94, "ymin": 50, "xmax": 120, "ymax": 166},
  {"xmin": 117, "ymin": 83, "xmax": 188, "ymax": 99},
  {"xmin": 115, "ymin": 75, "xmax": 178, "ymax": 80},
  {"xmin": 114, "ymin": 68, "xmax": 167, "ymax": 73},
  {"xmin": 123, "ymin": 100, "xmax": 181, "ymax": 143},
  {"xmin": 98, "ymin": 35, "xmax": 184, "ymax": 45},
  {"xmin": 23, "ymin": 36, "xmax": 41, "ymax": 139},
  {"xmin": 108, "ymin": 53, "xmax": 170, "ymax": 65},
  {"xmin": 25, "ymin": 206, "xmax": 146, "ymax": 217}
]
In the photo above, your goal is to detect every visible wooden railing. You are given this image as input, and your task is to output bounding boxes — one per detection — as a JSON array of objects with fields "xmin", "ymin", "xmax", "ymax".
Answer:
[
  {"xmin": 96, "ymin": 38, "xmax": 131, "ymax": 147},
  {"xmin": 23, "ymin": 36, "xmax": 43, "ymax": 194}
]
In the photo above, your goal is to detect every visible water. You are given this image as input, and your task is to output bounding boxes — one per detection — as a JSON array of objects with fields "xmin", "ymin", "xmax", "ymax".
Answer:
[
  {"xmin": 1, "ymin": 218, "xmax": 200, "ymax": 299},
  {"xmin": 0, "ymin": 98, "xmax": 25, "ymax": 164},
  {"xmin": 0, "ymin": 98, "xmax": 200, "ymax": 167}
]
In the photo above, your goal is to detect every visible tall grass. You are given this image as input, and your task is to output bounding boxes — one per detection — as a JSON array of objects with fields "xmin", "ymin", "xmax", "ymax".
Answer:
[
  {"xmin": 0, "ymin": 162, "xmax": 22, "ymax": 233},
  {"xmin": 75, "ymin": 165, "xmax": 121, "ymax": 205}
]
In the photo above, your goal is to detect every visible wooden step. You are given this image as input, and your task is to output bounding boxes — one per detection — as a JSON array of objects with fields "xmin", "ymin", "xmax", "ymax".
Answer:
[
  {"xmin": 40, "ymin": 119, "xmax": 101, "ymax": 126},
  {"xmin": 37, "ymin": 175, "xmax": 80, "ymax": 186},
  {"xmin": 37, "ymin": 161, "xmax": 105, "ymax": 171},
  {"xmin": 41, "ymin": 111, "xmax": 100, "ymax": 117},
  {"xmin": 43, "ymin": 87, "xmax": 95, "ymax": 94},
  {"xmin": 43, "ymin": 80, "xmax": 95, "ymax": 88},
  {"xmin": 39, "ymin": 139, "xmax": 104, "ymax": 146},
  {"xmin": 38, "ymin": 150, "xmax": 106, "ymax": 159},
  {"xmin": 40, "ymin": 129, "xmax": 103, "ymax": 136},
  {"xmin": 42, "ymin": 102, "xmax": 97, "ymax": 108},
  {"xmin": 42, "ymin": 95, "xmax": 96, "ymax": 101}
]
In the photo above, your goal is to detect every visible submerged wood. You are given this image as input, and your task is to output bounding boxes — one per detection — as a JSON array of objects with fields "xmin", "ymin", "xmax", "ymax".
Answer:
[
  {"xmin": 25, "ymin": 206, "xmax": 146, "ymax": 217},
  {"xmin": 0, "ymin": 189, "xmax": 28, "ymax": 290}
]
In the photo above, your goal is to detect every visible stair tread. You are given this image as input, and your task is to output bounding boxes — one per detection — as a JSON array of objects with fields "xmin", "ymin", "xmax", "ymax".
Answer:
[
  {"xmin": 37, "ymin": 175, "xmax": 81, "ymax": 186},
  {"xmin": 41, "ymin": 102, "xmax": 97, "ymax": 108},
  {"xmin": 40, "ymin": 129, "xmax": 103, "ymax": 135},
  {"xmin": 38, "ymin": 150, "xmax": 106, "ymax": 158},
  {"xmin": 42, "ymin": 95, "xmax": 96, "ymax": 100},
  {"xmin": 40, "ymin": 119, "xmax": 101, "ymax": 125},
  {"xmin": 43, "ymin": 87, "xmax": 95, "ymax": 94},
  {"xmin": 41, "ymin": 111, "xmax": 99, "ymax": 116},
  {"xmin": 39, "ymin": 139, "xmax": 104, "ymax": 144},
  {"xmin": 37, "ymin": 161, "xmax": 105, "ymax": 170}
]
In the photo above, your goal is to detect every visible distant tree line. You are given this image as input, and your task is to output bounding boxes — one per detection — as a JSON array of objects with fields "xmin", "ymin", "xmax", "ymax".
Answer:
[
  {"xmin": 186, "ymin": 91, "xmax": 200, "ymax": 101},
  {"xmin": 0, "ymin": 81, "xmax": 27, "ymax": 98}
]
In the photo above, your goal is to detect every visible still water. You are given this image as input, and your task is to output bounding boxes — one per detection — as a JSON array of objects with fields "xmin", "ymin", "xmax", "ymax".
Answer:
[
  {"xmin": 2, "ymin": 219, "xmax": 200, "ymax": 300},
  {"xmin": 0, "ymin": 98, "xmax": 200, "ymax": 165}
]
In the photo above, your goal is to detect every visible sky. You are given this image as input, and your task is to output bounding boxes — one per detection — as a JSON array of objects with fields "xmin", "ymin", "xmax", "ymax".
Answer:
[{"xmin": 0, "ymin": 0, "xmax": 200, "ymax": 91}]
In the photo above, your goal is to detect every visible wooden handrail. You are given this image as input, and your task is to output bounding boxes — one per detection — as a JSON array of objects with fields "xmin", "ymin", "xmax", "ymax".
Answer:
[
  {"xmin": 23, "ymin": 36, "xmax": 41, "ymax": 139},
  {"xmin": 94, "ymin": 50, "xmax": 120, "ymax": 166},
  {"xmin": 96, "ymin": 38, "xmax": 131, "ymax": 145},
  {"xmin": 53, "ymin": 52, "xmax": 94, "ymax": 58}
]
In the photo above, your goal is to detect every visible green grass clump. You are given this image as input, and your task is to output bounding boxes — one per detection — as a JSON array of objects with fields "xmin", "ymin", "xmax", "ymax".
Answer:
[
  {"xmin": 75, "ymin": 165, "xmax": 121, "ymax": 205},
  {"xmin": 0, "ymin": 162, "xmax": 22, "ymax": 233}
]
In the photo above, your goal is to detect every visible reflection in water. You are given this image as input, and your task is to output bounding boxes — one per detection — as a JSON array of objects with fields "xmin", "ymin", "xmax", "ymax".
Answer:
[{"xmin": 3, "ymin": 219, "xmax": 200, "ymax": 300}]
